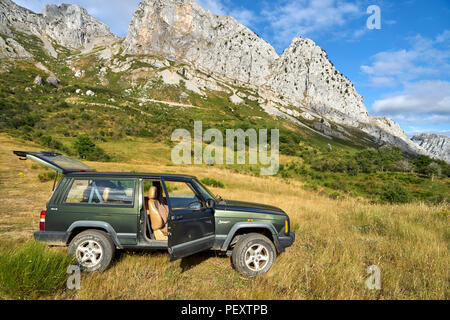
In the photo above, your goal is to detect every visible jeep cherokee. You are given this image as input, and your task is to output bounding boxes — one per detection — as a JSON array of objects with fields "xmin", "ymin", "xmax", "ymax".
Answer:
[{"xmin": 14, "ymin": 151, "xmax": 295, "ymax": 277}]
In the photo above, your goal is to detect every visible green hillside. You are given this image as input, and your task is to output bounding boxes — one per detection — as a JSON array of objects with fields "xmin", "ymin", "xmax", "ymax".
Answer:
[{"xmin": 1, "ymin": 31, "xmax": 449, "ymax": 205}]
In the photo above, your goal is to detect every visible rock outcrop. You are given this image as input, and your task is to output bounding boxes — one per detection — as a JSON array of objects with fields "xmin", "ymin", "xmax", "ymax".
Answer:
[
  {"xmin": 0, "ymin": 36, "xmax": 32, "ymax": 58},
  {"xmin": 123, "ymin": 0, "xmax": 278, "ymax": 86},
  {"xmin": 0, "ymin": 0, "xmax": 117, "ymax": 50},
  {"xmin": 41, "ymin": 4, "xmax": 117, "ymax": 49},
  {"xmin": 412, "ymin": 134, "xmax": 450, "ymax": 163},
  {"xmin": 268, "ymin": 37, "xmax": 369, "ymax": 127}
]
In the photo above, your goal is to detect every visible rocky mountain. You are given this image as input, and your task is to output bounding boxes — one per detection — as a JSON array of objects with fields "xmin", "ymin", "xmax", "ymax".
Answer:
[
  {"xmin": 412, "ymin": 134, "xmax": 450, "ymax": 163},
  {"xmin": 123, "ymin": 0, "xmax": 278, "ymax": 86},
  {"xmin": 0, "ymin": 0, "xmax": 116, "ymax": 57},
  {"xmin": 0, "ymin": 0, "xmax": 445, "ymax": 162},
  {"xmin": 123, "ymin": 0, "xmax": 429, "ymax": 157}
]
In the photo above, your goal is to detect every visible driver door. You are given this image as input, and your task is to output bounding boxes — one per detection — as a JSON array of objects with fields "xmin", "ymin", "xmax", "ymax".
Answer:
[{"xmin": 164, "ymin": 180, "xmax": 215, "ymax": 261}]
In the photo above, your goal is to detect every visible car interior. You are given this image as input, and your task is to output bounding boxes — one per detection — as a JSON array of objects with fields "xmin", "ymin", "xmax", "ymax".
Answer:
[{"xmin": 143, "ymin": 181, "xmax": 169, "ymax": 241}]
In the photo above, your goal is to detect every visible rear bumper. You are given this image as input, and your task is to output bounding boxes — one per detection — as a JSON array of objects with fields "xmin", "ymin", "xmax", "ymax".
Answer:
[
  {"xmin": 276, "ymin": 232, "xmax": 295, "ymax": 252},
  {"xmin": 34, "ymin": 231, "xmax": 69, "ymax": 246}
]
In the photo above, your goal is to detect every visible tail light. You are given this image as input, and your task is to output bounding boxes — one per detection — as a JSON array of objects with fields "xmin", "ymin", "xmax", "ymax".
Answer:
[
  {"xmin": 40, "ymin": 210, "xmax": 46, "ymax": 231},
  {"xmin": 285, "ymin": 219, "xmax": 289, "ymax": 234}
]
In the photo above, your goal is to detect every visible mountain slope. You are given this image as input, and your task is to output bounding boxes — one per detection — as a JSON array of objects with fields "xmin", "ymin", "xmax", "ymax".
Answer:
[
  {"xmin": 0, "ymin": 0, "xmax": 445, "ymax": 163},
  {"xmin": 412, "ymin": 134, "xmax": 450, "ymax": 163},
  {"xmin": 122, "ymin": 0, "xmax": 429, "ymax": 157}
]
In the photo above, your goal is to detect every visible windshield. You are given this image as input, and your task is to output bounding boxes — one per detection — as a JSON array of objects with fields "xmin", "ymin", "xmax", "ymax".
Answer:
[{"xmin": 193, "ymin": 179, "xmax": 216, "ymax": 200}]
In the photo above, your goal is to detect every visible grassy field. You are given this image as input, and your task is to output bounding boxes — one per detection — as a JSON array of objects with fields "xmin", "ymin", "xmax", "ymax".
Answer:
[{"xmin": 0, "ymin": 133, "xmax": 448, "ymax": 300}]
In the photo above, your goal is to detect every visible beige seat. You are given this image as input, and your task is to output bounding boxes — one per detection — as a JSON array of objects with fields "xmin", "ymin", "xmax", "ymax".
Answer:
[
  {"xmin": 147, "ymin": 186, "xmax": 169, "ymax": 241},
  {"xmin": 102, "ymin": 187, "xmax": 111, "ymax": 203}
]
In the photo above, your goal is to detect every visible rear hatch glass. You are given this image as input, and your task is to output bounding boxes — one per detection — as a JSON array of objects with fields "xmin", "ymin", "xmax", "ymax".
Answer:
[{"xmin": 13, "ymin": 151, "xmax": 94, "ymax": 174}]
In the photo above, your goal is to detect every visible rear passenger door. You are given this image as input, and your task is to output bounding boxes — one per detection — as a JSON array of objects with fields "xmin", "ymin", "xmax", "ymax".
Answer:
[
  {"xmin": 48, "ymin": 178, "xmax": 139, "ymax": 246},
  {"xmin": 165, "ymin": 180, "xmax": 215, "ymax": 261}
]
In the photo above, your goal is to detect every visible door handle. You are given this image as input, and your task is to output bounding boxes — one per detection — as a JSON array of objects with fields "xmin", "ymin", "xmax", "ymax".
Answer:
[{"xmin": 171, "ymin": 215, "xmax": 183, "ymax": 221}]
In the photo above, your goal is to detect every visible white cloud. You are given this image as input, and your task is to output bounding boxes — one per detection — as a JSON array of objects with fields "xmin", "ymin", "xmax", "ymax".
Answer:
[
  {"xmin": 262, "ymin": 0, "xmax": 360, "ymax": 47},
  {"xmin": 407, "ymin": 127, "xmax": 450, "ymax": 137},
  {"xmin": 196, "ymin": 0, "xmax": 227, "ymax": 15},
  {"xmin": 197, "ymin": 0, "xmax": 256, "ymax": 27},
  {"xmin": 361, "ymin": 32, "xmax": 450, "ymax": 86},
  {"xmin": 372, "ymin": 81, "xmax": 450, "ymax": 124}
]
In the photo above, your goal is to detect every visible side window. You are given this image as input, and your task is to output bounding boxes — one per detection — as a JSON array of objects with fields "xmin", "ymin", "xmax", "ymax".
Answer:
[
  {"xmin": 164, "ymin": 181, "xmax": 201, "ymax": 210},
  {"xmin": 65, "ymin": 179, "xmax": 135, "ymax": 206}
]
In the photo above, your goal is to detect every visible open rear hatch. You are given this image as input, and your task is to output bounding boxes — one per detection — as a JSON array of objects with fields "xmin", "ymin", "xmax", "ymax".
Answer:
[{"xmin": 13, "ymin": 151, "xmax": 94, "ymax": 174}]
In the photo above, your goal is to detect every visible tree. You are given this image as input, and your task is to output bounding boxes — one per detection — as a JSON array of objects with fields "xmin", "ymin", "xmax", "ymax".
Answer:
[
  {"xmin": 73, "ymin": 135, "xmax": 96, "ymax": 159},
  {"xmin": 413, "ymin": 155, "xmax": 433, "ymax": 174},
  {"xmin": 395, "ymin": 160, "xmax": 413, "ymax": 173},
  {"xmin": 426, "ymin": 163, "xmax": 442, "ymax": 181}
]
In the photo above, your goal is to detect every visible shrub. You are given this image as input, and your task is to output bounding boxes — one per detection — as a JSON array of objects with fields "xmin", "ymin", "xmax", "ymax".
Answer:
[
  {"xmin": 379, "ymin": 182, "xmax": 410, "ymax": 204},
  {"xmin": 39, "ymin": 135, "xmax": 62, "ymax": 150},
  {"xmin": 38, "ymin": 171, "xmax": 56, "ymax": 182},
  {"xmin": 73, "ymin": 135, "xmax": 110, "ymax": 162},
  {"xmin": 0, "ymin": 242, "xmax": 74, "ymax": 299},
  {"xmin": 200, "ymin": 177, "xmax": 226, "ymax": 189}
]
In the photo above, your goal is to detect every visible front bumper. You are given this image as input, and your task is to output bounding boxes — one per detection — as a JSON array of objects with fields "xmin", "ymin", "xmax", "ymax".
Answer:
[
  {"xmin": 34, "ymin": 231, "xmax": 69, "ymax": 246},
  {"xmin": 276, "ymin": 232, "xmax": 295, "ymax": 252}
]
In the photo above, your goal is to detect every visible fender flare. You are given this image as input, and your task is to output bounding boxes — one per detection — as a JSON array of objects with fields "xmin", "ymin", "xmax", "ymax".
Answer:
[
  {"xmin": 220, "ymin": 222, "xmax": 282, "ymax": 252},
  {"xmin": 67, "ymin": 221, "xmax": 122, "ymax": 248}
]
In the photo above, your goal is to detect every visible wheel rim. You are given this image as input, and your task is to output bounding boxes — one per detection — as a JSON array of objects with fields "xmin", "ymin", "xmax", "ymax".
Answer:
[
  {"xmin": 75, "ymin": 240, "xmax": 103, "ymax": 268},
  {"xmin": 244, "ymin": 244, "xmax": 269, "ymax": 272}
]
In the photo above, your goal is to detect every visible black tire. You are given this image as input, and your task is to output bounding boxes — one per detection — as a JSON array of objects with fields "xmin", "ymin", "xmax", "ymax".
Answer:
[
  {"xmin": 68, "ymin": 230, "xmax": 115, "ymax": 272},
  {"xmin": 231, "ymin": 233, "xmax": 276, "ymax": 277}
]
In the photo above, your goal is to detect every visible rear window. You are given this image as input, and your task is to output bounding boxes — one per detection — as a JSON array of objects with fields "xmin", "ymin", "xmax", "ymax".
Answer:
[
  {"xmin": 49, "ymin": 155, "xmax": 93, "ymax": 173},
  {"xmin": 65, "ymin": 179, "xmax": 135, "ymax": 206}
]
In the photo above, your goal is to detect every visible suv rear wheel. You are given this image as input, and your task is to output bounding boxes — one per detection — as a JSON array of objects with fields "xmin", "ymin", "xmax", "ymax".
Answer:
[
  {"xmin": 231, "ymin": 233, "xmax": 276, "ymax": 277},
  {"xmin": 68, "ymin": 230, "xmax": 115, "ymax": 272}
]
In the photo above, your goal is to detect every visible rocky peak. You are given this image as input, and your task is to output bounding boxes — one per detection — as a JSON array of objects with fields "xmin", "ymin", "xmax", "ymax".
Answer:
[
  {"xmin": 0, "ymin": 0, "xmax": 117, "ymax": 50},
  {"xmin": 123, "ymin": 0, "xmax": 278, "ymax": 85},
  {"xmin": 412, "ymin": 134, "xmax": 450, "ymax": 163},
  {"xmin": 41, "ymin": 4, "xmax": 117, "ymax": 49},
  {"xmin": 269, "ymin": 36, "xmax": 369, "ymax": 127}
]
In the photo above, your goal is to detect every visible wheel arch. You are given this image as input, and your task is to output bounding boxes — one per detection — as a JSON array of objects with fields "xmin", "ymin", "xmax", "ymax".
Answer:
[
  {"xmin": 66, "ymin": 221, "xmax": 122, "ymax": 248},
  {"xmin": 221, "ymin": 222, "xmax": 281, "ymax": 252}
]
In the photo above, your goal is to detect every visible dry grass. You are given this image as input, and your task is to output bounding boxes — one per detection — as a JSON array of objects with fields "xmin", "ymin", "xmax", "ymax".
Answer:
[{"xmin": 0, "ymin": 134, "xmax": 448, "ymax": 300}]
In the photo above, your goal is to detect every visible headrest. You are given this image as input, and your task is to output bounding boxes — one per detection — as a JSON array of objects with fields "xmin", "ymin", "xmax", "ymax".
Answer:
[{"xmin": 149, "ymin": 186, "xmax": 158, "ymax": 200}]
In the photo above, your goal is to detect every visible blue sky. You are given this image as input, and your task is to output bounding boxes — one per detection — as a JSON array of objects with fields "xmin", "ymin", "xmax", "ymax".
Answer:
[{"xmin": 15, "ymin": 0, "xmax": 450, "ymax": 137}]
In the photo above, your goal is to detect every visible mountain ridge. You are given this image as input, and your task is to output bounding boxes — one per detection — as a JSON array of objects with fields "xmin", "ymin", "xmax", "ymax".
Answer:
[
  {"xmin": 412, "ymin": 134, "xmax": 450, "ymax": 163},
  {"xmin": 122, "ymin": 0, "xmax": 430, "ymax": 157},
  {"xmin": 0, "ymin": 0, "xmax": 446, "ymax": 162}
]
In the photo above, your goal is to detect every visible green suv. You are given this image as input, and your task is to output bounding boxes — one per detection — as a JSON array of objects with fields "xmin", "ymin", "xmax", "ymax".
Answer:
[{"xmin": 14, "ymin": 151, "xmax": 295, "ymax": 277}]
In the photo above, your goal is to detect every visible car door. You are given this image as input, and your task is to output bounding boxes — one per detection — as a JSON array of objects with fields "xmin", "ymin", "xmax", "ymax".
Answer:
[{"xmin": 164, "ymin": 179, "xmax": 215, "ymax": 261}]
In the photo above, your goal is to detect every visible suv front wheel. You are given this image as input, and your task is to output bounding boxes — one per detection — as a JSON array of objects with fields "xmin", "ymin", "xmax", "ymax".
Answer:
[
  {"xmin": 231, "ymin": 233, "xmax": 276, "ymax": 277},
  {"xmin": 68, "ymin": 230, "xmax": 115, "ymax": 272}
]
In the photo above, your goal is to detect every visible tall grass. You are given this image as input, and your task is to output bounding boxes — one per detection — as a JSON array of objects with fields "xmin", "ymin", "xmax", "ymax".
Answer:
[{"xmin": 0, "ymin": 242, "xmax": 74, "ymax": 299}]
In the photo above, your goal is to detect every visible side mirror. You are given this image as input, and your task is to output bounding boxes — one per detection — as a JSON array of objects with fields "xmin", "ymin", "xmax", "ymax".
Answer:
[{"xmin": 205, "ymin": 199, "xmax": 216, "ymax": 209}]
